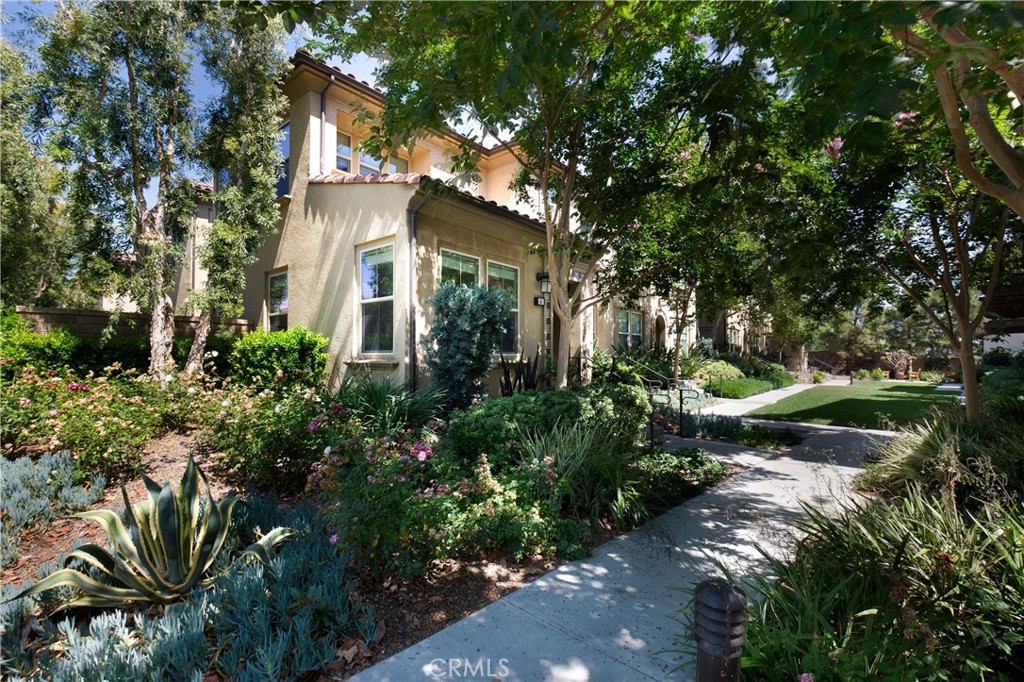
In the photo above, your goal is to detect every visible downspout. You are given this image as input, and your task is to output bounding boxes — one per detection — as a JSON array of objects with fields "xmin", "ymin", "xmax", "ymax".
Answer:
[
  {"xmin": 319, "ymin": 75, "xmax": 335, "ymax": 174},
  {"xmin": 407, "ymin": 192, "xmax": 429, "ymax": 390}
]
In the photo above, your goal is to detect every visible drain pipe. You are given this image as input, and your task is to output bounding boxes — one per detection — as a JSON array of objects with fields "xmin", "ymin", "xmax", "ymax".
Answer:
[
  {"xmin": 407, "ymin": 192, "xmax": 429, "ymax": 390},
  {"xmin": 319, "ymin": 75, "xmax": 336, "ymax": 173}
]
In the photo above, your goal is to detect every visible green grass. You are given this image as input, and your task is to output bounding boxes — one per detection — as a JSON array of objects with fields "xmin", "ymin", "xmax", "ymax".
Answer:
[{"xmin": 744, "ymin": 382, "xmax": 956, "ymax": 429}]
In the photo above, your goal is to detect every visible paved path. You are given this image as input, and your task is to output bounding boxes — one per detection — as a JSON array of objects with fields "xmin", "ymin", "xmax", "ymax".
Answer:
[
  {"xmin": 350, "ymin": 425, "xmax": 890, "ymax": 682},
  {"xmin": 700, "ymin": 379, "xmax": 848, "ymax": 417}
]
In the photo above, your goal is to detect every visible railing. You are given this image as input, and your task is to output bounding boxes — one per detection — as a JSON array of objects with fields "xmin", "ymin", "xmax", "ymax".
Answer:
[{"xmin": 808, "ymin": 356, "xmax": 841, "ymax": 375}]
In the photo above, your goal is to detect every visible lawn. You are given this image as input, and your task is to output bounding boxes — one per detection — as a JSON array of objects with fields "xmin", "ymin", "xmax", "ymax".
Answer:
[{"xmin": 744, "ymin": 381, "xmax": 956, "ymax": 429}]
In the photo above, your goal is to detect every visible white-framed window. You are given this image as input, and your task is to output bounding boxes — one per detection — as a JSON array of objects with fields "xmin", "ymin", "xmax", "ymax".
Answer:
[
  {"xmin": 336, "ymin": 132, "xmax": 353, "ymax": 173},
  {"xmin": 357, "ymin": 150, "xmax": 408, "ymax": 175},
  {"xmin": 681, "ymin": 326, "xmax": 689, "ymax": 349},
  {"xmin": 440, "ymin": 249, "xmax": 479, "ymax": 287},
  {"xmin": 727, "ymin": 328, "xmax": 739, "ymax": 348},
  {"xmin": 487, "ymin": 261, "xmax": 519, "ymax": 354},
  {"xmin": 359, "ymin": 244, "xmax": 394, "ymax": 353},
  {"xmin": 267, "ymin": 270, "xmax": 288, "ymax": 332},
  {"xmin": 617, "ymin": 310, "xmax": 642, "ymax": 350},
  {"xmin": 277, "ymin": 122, "xmax": 290, "ymax": 197}
]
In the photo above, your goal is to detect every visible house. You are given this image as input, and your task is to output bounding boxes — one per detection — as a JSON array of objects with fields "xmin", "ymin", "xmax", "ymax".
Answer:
[{"xmin": 180, "ymin": 50, "xmax": 696, "ymax": 391}]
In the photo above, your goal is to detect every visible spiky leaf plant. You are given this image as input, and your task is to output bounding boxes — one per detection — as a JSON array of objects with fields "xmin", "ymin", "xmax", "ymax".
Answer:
[{"xmin": 13, "ymin": 459, "xmax": 293, "ymax": 608}]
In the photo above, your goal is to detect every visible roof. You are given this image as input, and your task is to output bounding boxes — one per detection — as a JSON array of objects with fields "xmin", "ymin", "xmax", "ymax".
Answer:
[
  {"xmin": 290, "ymin": 49, "xmax": 511, "ymax": 158},
  {"xmin": 308, "ymin": 173, "xmax": 546, "ymax": 233}
]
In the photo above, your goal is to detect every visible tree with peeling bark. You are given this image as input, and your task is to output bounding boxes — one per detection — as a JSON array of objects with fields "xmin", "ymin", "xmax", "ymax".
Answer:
[
  {"xmin": 296, "ymin": 1, "xmax": 698, "ymax": 387},
  {"xmin": 182, "ymin": 9, "xmax": 289, "ymax": 376},
  {"xmin": 38, "ymin": 0, "xmax": 199, "ymax": 377}
]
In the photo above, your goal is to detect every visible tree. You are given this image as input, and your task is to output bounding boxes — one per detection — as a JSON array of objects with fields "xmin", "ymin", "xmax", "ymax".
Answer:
[
  {"xmin": 297, "ymin": 1, "xmax": 696, "ymax": 387},
  {"xmin": 182, "ymin": 8, "xmax": 289, "ymax": 376},
  {"xmin": 0, "ymin": 39, "xmax": 81, "ymax": 306},
  {"xmin": 39, "ymin": 0, "xmax": 199, "ymax": 376}
]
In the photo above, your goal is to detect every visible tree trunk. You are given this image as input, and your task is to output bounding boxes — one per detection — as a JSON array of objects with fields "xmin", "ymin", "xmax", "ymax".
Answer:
[
  {"xmin": 958, "ymin": 331, "xmax": 981, "ymax": 421},
  {"xmin": 553, "ymin": 311, "xmax": 572, "ymax": 388},
  {"xmin": 148, "ymin": 253, "xmax": 176, "ymax": 378},
  {"xmin": 672, "ymin": 322, "xmax": 683, "ymax": 381},
  {"xmin": 183, "ymin": 306, "xmax": 213, "ymax": 376}
]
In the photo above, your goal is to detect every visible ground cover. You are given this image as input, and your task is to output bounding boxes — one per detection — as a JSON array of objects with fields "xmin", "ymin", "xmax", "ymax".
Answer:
[{"xmin": 744, "ymin": 381, "xmax": 955, "ymax": 429}]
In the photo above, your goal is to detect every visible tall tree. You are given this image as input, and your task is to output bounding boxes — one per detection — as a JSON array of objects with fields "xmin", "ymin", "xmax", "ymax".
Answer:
[
  {"xmin": 182, "ymin": 8, "xmax": 289, "ymax": 375},
  {"xmin": 39, "ymin": 0, "xmax": 199, "ymax": 376},
  {"xmin": 296, "ymin": 1, "xmax": 697, "ymax": 387}
]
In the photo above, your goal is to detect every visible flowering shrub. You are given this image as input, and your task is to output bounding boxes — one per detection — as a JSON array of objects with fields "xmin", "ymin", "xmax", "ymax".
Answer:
[
  {"xmin": 198, "ymin": 384, "xmax": 352, "ymax": 490},
  {"xmin": 228, "ymin": 327, "xmax": 328, "ymax": 389},
  {"xmin": 0, "ymin": 366, "xmax": 168, "ymax": 477}
]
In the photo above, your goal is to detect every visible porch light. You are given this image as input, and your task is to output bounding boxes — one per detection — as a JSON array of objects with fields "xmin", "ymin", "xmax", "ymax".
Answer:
[{"xmin": 540, "ymin": 280, "xmax": 552, "ymax": 294}]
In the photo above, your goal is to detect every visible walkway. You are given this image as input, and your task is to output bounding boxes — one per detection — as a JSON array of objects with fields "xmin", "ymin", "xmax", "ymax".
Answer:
[{"xmin": 350, "ymin": 424, "xmax": 889, "ymax": 682}]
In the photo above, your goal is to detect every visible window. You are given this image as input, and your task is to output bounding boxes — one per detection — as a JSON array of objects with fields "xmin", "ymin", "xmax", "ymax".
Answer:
[
  {"xmin": 440, "ymin": 250, "xmax": 479, "ymax": 287},
  {"xmin": 360, "ymin": 244, "xmax": 394, "ymax": 353},
  {"xmin": 358, "ymin": 150, "xmax": 409, "ymax": 175},
  {"xmin": 268, "ymin": 271, "xmax": 288, "ymax": 331},
  {"xmin": 277, "ymin": 122, "xmax": 290, "ymax": 197},
  {"xmin": 617, "ymin": 310, "xmax": 642, "ymax": 350},
  {"xmin": 336, "ymin": 132, "xmax": 353, "ymax": 173},
  {"xmin": 681, "ymin": 326, "xmax": 689, "ymax": 349},
  {"xmin": 488, "ymin": 262, "xmax": 519, "ymax": 354},
  {"xmin": 727, "ymin": 328, "xmax": 739, "ymax": 348}
]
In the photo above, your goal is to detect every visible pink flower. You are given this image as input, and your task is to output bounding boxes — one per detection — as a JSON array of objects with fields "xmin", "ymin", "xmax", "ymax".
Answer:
[
  {"xmin": 798, "ymin": 674, "xmax": 815, "ymax": 682},
  {"xmin": 329, "ymin": 534, "xmax": 338, "ymax": 546},
  {"xmin": 18, "ymin": 398, "xmax": 32, "ymax": 407},
  {"xmin": 406, "ymin": 428, "xmax": 413, "ymax": 434},
  {"xmin": 49, "ymin": 409, "xmax": 58, "ymax": 417},
  {"xmin": 367, "ymin": 475, "xmax": 376, "ymax": 484},
  {"xmin": 417, "ymin": 451, "xmax": 428, "ymax": 462},
  {"xmin": 679, "ymin": 150, "xmax": 692, "ymax": 161},
  {"xmin": 48, "ymin": 370, "xmax": 57, "ymax": 377},
  {"xmin": 893, "ymin": 111, "xmax": 916, "ymax": 130},
  {"xmin": 822, "ymin": 137, "xmax": 843, "ymax": 159}
]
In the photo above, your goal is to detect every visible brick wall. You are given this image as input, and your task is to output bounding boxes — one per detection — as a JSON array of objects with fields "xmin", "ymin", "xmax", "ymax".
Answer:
[{"xmin": 15, "ymin": 306, "xmax": 254, "ymax": 338}]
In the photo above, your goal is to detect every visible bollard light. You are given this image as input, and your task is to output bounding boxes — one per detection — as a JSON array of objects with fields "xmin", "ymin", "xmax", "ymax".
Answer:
[{"xmin": 694, "ymin": 577, "xmax": 747, "ymax": 682}]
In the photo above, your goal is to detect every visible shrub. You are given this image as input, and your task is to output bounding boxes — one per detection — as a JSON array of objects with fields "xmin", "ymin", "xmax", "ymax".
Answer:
[
  {"xmin": 591, "ymin": 346, "xmax": 645, "ymax": 388},
  {"xmin": 444, "ymin": 384, "xmax": 650, "ymax": 472},
  {"xmin": 979, "ymin": 366, "xmax": 1024, "ymax": 421},
  {"xmin": 423, "ymin": 281, "xmax": 512, "ymax": 411},
  {"xmin": 765, "ymin": 369, "xmax": 796, "ymax": 388},
  {"xmin": 739, "ymin": 489, "xmax": 1024, "ymax": 681},
  {"xmin": 677, "ymin": 413, "xmax": 802, "ymax": 448},
  {"xmin": 705, "ymin": 377, "xmax": 773, "ymax": 399},
  {"xmin": 870, "ymin": 367, "xmax": 885, "ymax": 381},
  {"xmin": 1, "ymin": 497, "xmax": 379, "ymax": 682},
  {"xmin": 229, "ymin": 327, "xmax": 328, "ymax": 389},
  {"xmin": 0, "ymin": 452, "xmax": 105, "ymax": 569},
  {"xmin": 15, "ymin": 459, "xmax": 292, "ymax": 608},
  {"xmin": 674, "ymin": 343, "xmax": 711, "ymax": 380},
  {"xmin": 630, "ymin": 449, "xmax": 731, "ymax": 514},
  {"xmin": 199, "ymin": 384, "xmax": 348, "ymax": 490},
  {"xmin": 334, "ymin": 371, "xmax": 442, "ymax": 436},
  {"xmin": 1, "ymin": 366, "xmax": 168, "ymax": 478},
  {"xmin": 694, "ymin": 359, "xmax": 745, "ymax": 383},
  {"xmin": 854, "ymin": 368, "xmax": 871, "ymax": 380},
  {"xmin": 811, "ymin": 370, "xmax": 826, "ymax": 384},
  {"xmin": 918, "ymin": 369, "xmax": 945, "ymax": 384},
  {"xmin": 982, "ymin": 348, "xmax": 1015, "ymax": 367}
]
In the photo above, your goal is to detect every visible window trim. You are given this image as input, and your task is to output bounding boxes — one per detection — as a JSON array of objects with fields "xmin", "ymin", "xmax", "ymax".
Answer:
[
  {"xmin": 439, "ymin": 248, "xmax": 481, "ymax": 287},
  {"xmin": 267, "ymin": 269, "xmax": 288, "ymax": 332},
  {"xmin": 617, "ymin": 309, "xmax": 643, "ymax": 351},
  {"xmin": 358, "ymin": 242, "xmax": 395, "ymax": 355},
  {"xmin": 487, "ymin": 260, "xmax": 520, "ymax": 355},
  {"xmin": 336, "ymin": 131, "xmax": 353, "ymax": 174}
]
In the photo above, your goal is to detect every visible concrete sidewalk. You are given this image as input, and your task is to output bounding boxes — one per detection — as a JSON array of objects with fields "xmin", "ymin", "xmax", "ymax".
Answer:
[
  {"xmin": 349, "ymin": 426, "xmax": 885, "ymax": 682},
  {"xmin": 700, "ymin": 379, "xmax": 848, "ymax": 417}
]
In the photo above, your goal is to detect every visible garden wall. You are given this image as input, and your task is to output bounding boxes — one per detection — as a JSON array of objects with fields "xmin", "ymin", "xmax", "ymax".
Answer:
[{"xmin": 15, "ymin": 306, "xmax": 254, "ymax": 338}]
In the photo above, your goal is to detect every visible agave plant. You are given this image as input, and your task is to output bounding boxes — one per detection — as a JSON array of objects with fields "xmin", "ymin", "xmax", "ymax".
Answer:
[{"xmin": 14, "ymin": 458, "xmax": 293, "ymax": 608}]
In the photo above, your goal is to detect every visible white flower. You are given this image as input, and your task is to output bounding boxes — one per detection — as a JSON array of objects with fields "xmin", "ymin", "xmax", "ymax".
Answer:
[
  {"xmin": 187, "ymin": 386, "xmax": 196, "ymax": 394},
  {"xmin": 211, "ymin": 350, "xmax": 219, "ymax": 357},
  {"xmin": 323, "ymin": 445, "xmax": 332, "ymax": 455},
  {"xmin": 162, "ymin": 373, "xmax": 174, "ymax": 383},
  {"xmin": 275, "ymin": 404, "xmax": 283, "ymax": 413},
  {"xmin": 221, "ymin": 399, "xmax": 231, "ymax": 407}
]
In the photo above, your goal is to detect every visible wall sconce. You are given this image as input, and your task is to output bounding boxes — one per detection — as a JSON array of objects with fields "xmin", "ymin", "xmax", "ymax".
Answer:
[{"xmin": 540, "ymin": 280, "xmax": 552, "ymax": 294}]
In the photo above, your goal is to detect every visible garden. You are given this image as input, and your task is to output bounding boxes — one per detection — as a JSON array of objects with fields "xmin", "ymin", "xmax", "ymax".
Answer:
[
  {"xmin": 0, "ymin": 308, "xmax": 733, "ymax": 681},
  {"xmin": 735, "ymin": 353, "xmax": 1024, "ymax": 681}
]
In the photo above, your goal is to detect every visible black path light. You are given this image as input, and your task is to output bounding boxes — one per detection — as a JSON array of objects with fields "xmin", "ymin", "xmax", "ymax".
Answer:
[{"xmin": 694, "ymin": 577, "xmax": 748, "ymax": 682}]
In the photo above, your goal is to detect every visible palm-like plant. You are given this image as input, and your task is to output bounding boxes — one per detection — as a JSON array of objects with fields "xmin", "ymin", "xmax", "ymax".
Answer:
[{"xmin": 15, "ymin": 458, "xmax": 292, "ymax": 608}]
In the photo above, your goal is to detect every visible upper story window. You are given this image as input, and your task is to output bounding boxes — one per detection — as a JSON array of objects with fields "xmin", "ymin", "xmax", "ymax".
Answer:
[
  {"xmin": 488, "ymin": 262, "xmax": 519, "ymax": 354},
  {"xmin": 440, "ymin": 250, "xmax": 479, "ymax": 287},
  {"xmin": 268, "ymin": 270, "xmax": 288, "ymax": 331},
  {"xmin": 337, "ymin": 130, "xmax": 409, "ymax": 175},
  {"xmin": 360, "ymin": 244, "xmax": 394, "ymax": 354},
  {"xmin": 617, "ymin": 310, "xmax": 642, "ymax": 350},
  {"xmin": 277, "ymin": 122, "xmax": 290, "ymax": 197},
  {"xmin": 727, "ymin": 327, "xmax": 739, "ymax": 348}
]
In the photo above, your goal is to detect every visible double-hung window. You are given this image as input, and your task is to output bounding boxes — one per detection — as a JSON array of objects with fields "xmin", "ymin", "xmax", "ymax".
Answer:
[
  {"xmin": 487, "ymin": 262, "xmax": 519, "ymax": 354},
  {"xmin": 617, "ymin": 310, "xmax": 642, "ymax": 350},
  {"xmin": 358, "ymin": 150, "xmax": 409, "ymax": 175},
  {"xmin": 336, "ymin": 132, "xmax": 353, "ymax": 173},
  {"xmin": 360, "ymin": 244, "xmax": 394, "ymax": 353},
  {"xmin": 268, "ymin": 271, "xmax": 288, "ymax": 332},
  {"xmin": 440, "ymin": 250, "xmax": 479, "ymax": 287}
]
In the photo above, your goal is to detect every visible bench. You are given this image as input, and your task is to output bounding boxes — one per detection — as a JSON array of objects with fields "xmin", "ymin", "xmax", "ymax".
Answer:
[{"xmin": 908, "ymin": 370, "xmax": 920, "ymax": 381}]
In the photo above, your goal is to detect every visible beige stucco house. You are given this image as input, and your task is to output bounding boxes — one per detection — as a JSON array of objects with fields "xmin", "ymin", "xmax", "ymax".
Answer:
[{"xmin": 177, "ymin": 51, "xmax": 697, "ymax": 392}]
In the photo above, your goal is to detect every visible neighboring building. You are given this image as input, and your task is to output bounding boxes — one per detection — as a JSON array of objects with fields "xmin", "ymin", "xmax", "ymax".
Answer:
[
  {"xmin": 697, "ymin": 306, "xmax": 770, "ymax": 355},
  {"xmin": 981, "ymin": 284, "xmax": 1024, "ymax": 353},
  {"xmin": 183, "ymin": 50, "xmax": 695, "ymax": 390}
]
